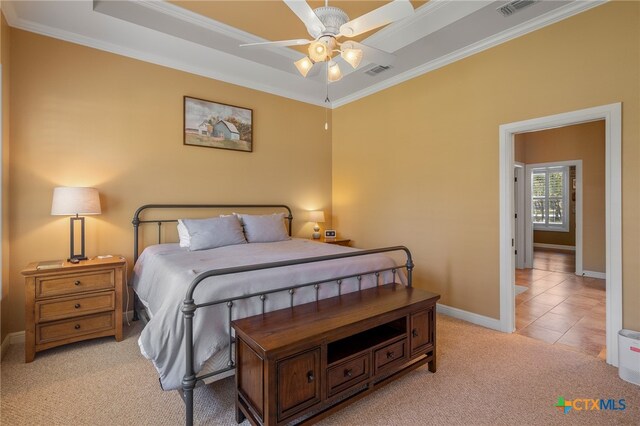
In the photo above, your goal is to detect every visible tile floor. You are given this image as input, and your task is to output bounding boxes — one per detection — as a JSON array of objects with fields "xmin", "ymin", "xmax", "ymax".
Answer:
[{"xmin": 515, "ymin": 248, "xmax": 606, "ymax": 359}]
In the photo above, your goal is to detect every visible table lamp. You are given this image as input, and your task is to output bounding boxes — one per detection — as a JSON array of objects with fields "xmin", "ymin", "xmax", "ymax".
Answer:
[
  {"xmin": 51, "ymin": 187, "xmax": 101, "ymax": 261},
  {"xmin": 308, "ymin": 210, "xmax": 325, "ymax": 239}
]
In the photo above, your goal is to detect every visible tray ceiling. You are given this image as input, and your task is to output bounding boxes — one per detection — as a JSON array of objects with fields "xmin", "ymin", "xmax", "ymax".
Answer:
[{"xmin": 2, "ymin": 1, "xmax": 605, "ymax": 108}]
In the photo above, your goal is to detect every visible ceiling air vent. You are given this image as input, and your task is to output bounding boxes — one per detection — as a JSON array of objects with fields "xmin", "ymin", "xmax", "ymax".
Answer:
[
  {"xmin": 497, "ymin": 0, "xmax": 537, "ymax": 17},
  {"xmin": 365, "ymin": 65, "xmax": 391, "ymax": 76}
]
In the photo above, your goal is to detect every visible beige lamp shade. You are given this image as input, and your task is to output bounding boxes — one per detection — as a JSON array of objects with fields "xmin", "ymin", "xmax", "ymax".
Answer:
[
  {"xmin": 51, "ymin": 187, "xmax": 102, "ymax": 216},
  {"xmin": 308, "ymin": 210, "xmax": 325, "ymax": 223}
]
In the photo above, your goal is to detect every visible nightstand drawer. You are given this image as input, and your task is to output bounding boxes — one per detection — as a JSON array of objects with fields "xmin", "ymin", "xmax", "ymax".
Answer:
[
  {"xmin": 36, "ymin": 291, "xmax": 115, "ymax": 323},
  {"xmin": 36, "ymin": 270, "xmax": 115, "ymax": 299},
  {"xmin": 37, "ymin": 312, "xmax": 115, "ymax": 344}
]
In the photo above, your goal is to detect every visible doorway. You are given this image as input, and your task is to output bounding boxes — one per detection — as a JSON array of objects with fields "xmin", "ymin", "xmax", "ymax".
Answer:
[{"xmin": 498, "ymin": 103, "xmax": 622, "ymax": 367}]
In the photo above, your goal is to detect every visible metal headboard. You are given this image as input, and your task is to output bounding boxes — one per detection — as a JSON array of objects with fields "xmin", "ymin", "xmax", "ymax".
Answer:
[{"xmin": 131, "ymin": 204, "xmax": 294, "ymax": 263}]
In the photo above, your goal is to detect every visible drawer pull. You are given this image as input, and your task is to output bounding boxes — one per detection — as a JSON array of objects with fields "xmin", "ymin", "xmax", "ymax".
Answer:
[
  {"xmin": 307, "ymin": 371, "xmax": 314, "ymax": 383},
  {"xmin": 386, "ymin": 351, "xmax": 395, "ymax": 360},
  {"xmin": 344, "ymin": 368, "xmax": 353, "ymax": 378},
  {"xmin": 74, "ymin": 281, "xmax": 81, "ymax": 286},
  {"xmin": 74, "ymin": 304, "xmax": 81, "ymax": 309},
  {"xmin": 74, "ymin": 324, "xmax": 81, "ymax": 330},
  {"xmin": 412, "ymin": 329, "xmax": 419, "ymax": 338}
]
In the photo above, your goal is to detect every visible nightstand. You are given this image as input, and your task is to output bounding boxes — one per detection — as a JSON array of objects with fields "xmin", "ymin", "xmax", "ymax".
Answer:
[
  {"xmin": 21, "ymin": 256, "xmax": 126, "ymax": 363},
  {"xmin": 320, "ymin": 238, "xmax": 351, "ymax": 247}
]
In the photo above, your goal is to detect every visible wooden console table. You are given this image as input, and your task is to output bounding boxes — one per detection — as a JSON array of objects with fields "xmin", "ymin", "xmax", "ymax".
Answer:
[{"xmin": 232, "ymin": 283, "xmax": 440, "ymax": 425}]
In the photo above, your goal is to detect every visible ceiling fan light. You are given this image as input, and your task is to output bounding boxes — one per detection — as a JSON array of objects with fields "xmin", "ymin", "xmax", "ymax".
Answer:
[
  {"xmin": 328, "ymin": 61, "xmax": 342, "ymax": 82},
  {"xmin": 309, "ymin": 40, "xmax": 329, "ymax": 62},
  {"xmin": 295, "ymin": 56, "xmax": 314, "ymax": 77},
  {"xmin": 341, "ymin": 48, "xmax": 363, "ymax": 69}
]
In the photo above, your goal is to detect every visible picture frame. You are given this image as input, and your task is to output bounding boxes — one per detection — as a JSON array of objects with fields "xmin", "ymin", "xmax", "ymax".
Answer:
[
  {"xmin": 183, "ymin": 96, "xmax": 253, "ymax": 152},
  {"xmin": 324, "ymin": 230, "xmax": 336, "ymax": 239}
]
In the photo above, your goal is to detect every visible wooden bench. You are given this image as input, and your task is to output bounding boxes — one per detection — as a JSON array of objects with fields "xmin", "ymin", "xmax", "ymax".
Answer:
[{"xmin": 232, "ymin": 283, "xmax": 440, "ymax": 425}]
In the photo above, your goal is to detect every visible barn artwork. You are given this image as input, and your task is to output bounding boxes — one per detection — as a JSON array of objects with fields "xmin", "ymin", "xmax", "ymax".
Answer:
[{"xmin": 184, "ymin": 96, "xmax": 253, "ymax": 152}]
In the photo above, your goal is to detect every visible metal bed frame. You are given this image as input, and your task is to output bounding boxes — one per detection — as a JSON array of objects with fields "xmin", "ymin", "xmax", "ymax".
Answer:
[{"xmin": 132, "ymin": 204, "xmax": 414, "ymax": 426}]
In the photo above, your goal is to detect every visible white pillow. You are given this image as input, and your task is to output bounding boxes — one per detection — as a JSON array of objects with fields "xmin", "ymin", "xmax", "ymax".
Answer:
[
  {"xmin": 237, "ymin": 213, "xmax": 290, "ymax": 243},
  {"xmin": 181, "ymin": 215, "xmax": 246, "ymax": 251},
  {"xmin": 177, "ymin": 220, "xmax": 190, "ymax": 248}
]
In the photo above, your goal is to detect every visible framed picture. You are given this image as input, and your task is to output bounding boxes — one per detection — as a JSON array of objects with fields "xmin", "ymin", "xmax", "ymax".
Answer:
[{"xmin": 183, "ymin": 96, "xmax": 253, "ymax": 152}]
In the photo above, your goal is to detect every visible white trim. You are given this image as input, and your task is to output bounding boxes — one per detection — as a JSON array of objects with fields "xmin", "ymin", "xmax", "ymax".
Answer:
[
  {"xmin": 514, "ymin": 163, "xmax": 526, "ymax": 269},
  {"xmin": 533, "ymin": 243, "xmax": 576, "ymax": 251},
  {"xmin": 1, "ymin": 331, "xmax": 25, "ymax": 360},
  {"xmin": 525, "ymin": 160, "xmax": 583, "ymax": 274},
  {"xmin": 332, "ymin": 0, "xmax": 605, "ymax": 108},
  {"xmin": 583, "ymin": 270, "xmax": 606, "ymax": 280},
  {"xmin": 499, "ymin": 103, "xmax": 623, "ymax": 367},
  {"xmin": 436, "ymin": 303, "xmax": 502, "ymax": 332}
]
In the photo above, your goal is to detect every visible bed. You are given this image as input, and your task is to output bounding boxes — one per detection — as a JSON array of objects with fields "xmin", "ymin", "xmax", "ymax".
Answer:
[{"xmin": 130, "ymin": 204, "xmax": 414, "ymax": 422}]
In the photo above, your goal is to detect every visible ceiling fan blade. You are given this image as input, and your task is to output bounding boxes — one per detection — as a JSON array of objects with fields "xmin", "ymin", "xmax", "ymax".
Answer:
[
  {"xmin": 240, "ymin": 39, "xmax": 312, "ymax": 48},
  {"xmin": 342, "ymin": 41, "xmax": 396, "ymax": 66},
  {"xmin": 339, "ymin": 0, "xmax": 414, "ymax": 38},
  {"xmin": 283, "ymin": 0, "xmax": 326, "ymax": 38}
]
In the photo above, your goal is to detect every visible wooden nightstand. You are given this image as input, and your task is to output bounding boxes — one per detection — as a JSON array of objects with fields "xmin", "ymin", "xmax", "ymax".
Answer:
[
  {"xmin": 321, "ymin": 238, "xmax": 351, "ymax": 247},
  {"xmin": 21, "ymin": 256, "xmax": 126, "ymax": 363}
]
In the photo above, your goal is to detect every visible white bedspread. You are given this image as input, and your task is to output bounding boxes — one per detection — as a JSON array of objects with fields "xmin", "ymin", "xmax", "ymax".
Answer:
[{"xmin": 132, "ymin": 238, "xmax": 405, "ymax": 390}]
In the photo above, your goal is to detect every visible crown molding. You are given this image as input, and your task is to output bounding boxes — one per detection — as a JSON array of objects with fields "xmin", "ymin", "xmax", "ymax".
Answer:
[
  {"xmin": 332, "ymin": 0, "xmax": 606, "ymax": 108},
  {"xmin": 3, "ymin": 0, "xmax": 606, "ymax": 110},
  {"xmin": 1, "ymin": 0, "xmax": 18, "ymax": 26},
  {"xmin": 6, "ymin": 1, "xmax": 329, "ymax": 107}
]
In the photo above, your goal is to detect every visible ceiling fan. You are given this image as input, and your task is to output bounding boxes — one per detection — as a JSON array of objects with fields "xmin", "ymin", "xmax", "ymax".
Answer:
[{"xmin": 240, "ymin": 0, "xmax": 415, "ymax": 83}]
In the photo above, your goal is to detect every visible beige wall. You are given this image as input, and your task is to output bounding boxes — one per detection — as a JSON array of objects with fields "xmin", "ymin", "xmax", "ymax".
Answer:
[
  {"xmin": 6, "ymin": 30, "xmax": 332, "ymax": 335},
  {"xmin": 1, "ymin": 12, "xmax": 11, "ymax": 342},
  {"xmin": 517, "ymin": 122, "xmax": 605, "ymax": 272},
  {"xmin": 332, "ymin": 1, "xmax": 639, "ymax": 329}
]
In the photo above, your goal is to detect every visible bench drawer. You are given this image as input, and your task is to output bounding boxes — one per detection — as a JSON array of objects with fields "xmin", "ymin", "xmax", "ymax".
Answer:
[
  {"xmin": 374, "ymin": 339, "xmax": 407, "ymax": 373},
  {"xmin": 327, "ymin": 353, "xmax": 369, "ymax": 396}
]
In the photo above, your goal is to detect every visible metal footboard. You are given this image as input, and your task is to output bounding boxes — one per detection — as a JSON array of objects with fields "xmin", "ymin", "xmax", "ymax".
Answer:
[{"xmin": 181, "ymin": 246, "xmax": 413, "ymax": 425}]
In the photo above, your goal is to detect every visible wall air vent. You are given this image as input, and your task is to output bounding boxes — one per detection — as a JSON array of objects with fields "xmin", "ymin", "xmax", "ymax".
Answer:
[
  {"xmin": 497, "ymin": 0, "xmax": 537, "ymax": 17},
  {"xmin": 364, "ymin": 65, "xmax": 391, "ymax": 76}
]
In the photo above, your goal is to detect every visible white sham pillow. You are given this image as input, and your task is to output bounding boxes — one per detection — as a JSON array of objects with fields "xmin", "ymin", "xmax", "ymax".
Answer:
[
  {"xmin": 177, "ymin": 220, "xmax": 190, "ymax": 248},
  {"xmin": 236, "ymin": 213, "xmax": 290, "ymax": 243},
  {"xmin": 180, "ymin": 215, "xmax": 246, "ymax": 251}
]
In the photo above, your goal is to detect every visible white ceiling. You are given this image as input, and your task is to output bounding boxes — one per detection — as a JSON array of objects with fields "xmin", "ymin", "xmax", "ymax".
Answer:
[{"xmin": 3, "ymin": 0, "xmax": 605, "ymax": 108}]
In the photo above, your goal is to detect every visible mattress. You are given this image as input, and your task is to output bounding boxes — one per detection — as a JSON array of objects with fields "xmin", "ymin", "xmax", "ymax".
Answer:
[{"xmin": 132, "ymin": 238, "xmax": 404, "ymax": 390}]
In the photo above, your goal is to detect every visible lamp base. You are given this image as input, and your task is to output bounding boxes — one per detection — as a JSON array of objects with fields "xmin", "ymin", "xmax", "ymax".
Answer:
[
  {"xmin": 312, "ymin": 232, "xmax": 321, "ymax": 239},
  {"xmin": 68, "ymin": 256, "xmax": 87, "ymax": 262},
  {"xmin": 69, "ymin": 216, "xmax": 87, "ymax": 261}
]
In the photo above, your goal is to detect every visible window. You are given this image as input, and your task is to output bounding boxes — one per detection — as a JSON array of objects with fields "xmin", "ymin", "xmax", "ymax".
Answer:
[{"xmin": 531, "ymin": 166, "xmax": 569, "ymax": 232}]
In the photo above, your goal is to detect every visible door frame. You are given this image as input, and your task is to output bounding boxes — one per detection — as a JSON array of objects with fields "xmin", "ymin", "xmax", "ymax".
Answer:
[
  {"xmin": 498, "ymin": 103, "xmax": 621, "ymax": 367},
  {"xmin": 524, "ymin": 160, "xmax": 582, "ymax": 274},
  {"xmin": 514, "ymin": 162, "xmax": 525, "ymax": 269}
]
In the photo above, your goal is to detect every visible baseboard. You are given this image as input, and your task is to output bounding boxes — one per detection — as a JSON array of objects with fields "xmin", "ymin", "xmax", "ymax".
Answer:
[
  {"xmin": 582, "ymin": 270, "xmax": 606, "ymax": 279},
  {"xmin": 436, "ymin": 303, "xmax": 502, "ymax": 332},
  {"xmin": 533, "ymin": 243, "xmax": 576, "ymax": 251},
  {"xmin": 1, "ymin": 331, "xmax": 25, "ymax": 360}
]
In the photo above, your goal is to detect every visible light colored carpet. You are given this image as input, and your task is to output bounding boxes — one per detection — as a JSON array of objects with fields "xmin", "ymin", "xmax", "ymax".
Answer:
[
  {"xmin": 515, "ymin": 284, "xmax": 528, "ymax": 295},
  {"xmin": 2, "ymin": 315, "xmax": 638, "ymax": 425}
]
